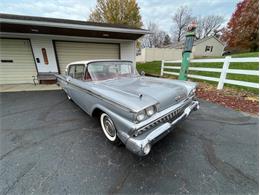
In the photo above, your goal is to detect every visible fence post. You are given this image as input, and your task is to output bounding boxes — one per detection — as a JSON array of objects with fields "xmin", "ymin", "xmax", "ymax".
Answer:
[
  {"xmin": 217, "ymin": 56, "xmax": 231, "ymax": 90},
  {"xmin": 160, "ymin": 60, "xmax": 165, "ymax": 77}
]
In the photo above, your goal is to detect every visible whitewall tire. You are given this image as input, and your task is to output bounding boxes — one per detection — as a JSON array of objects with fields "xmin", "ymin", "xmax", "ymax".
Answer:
[{"xmin": 100, "ymin": 113, "xmax": 120, "ymax": 143}]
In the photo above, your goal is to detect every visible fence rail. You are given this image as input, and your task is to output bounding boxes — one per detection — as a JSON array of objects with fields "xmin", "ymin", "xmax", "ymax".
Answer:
[{"xmin": 160, "ymin": 56, "xmax": 259, "ymax": 89}]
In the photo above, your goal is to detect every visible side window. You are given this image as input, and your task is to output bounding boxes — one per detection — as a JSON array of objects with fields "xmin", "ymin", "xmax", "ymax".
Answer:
[
  {"xmin": 68, "ymin": 66, "xmax": 75, "ymax": 78},
  {"xmin": 74, "ymin": 65, "xmax": 85, "ymax": 80}
]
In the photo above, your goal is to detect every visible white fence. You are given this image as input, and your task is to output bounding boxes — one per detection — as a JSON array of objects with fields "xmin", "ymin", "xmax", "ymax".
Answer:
[{"xmin": 160, "ymin": 56, "xmax": 259, "ymax": 89}]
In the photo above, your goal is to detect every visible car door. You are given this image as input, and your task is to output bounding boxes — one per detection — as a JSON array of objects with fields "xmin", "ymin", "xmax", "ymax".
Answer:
[
  {"xmin": 70, "ymin": 64, "xmax": 100, "ymax": 115},
  {"xmin": 67, "ymin": 64, "xmax": 84, "ymax": 105},
  {"xmin": 63, "ymin": 65, "xmax": 75, "ymax": 97}
]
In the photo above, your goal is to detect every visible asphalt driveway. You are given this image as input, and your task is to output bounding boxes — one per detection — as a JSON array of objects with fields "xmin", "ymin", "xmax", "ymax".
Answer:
[{"xmin": 0, "ymin": 90, "xmax": 258, "ymax": 194}]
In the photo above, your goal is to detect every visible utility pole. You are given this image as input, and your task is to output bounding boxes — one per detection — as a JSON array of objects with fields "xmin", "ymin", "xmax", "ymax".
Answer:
[{"xmin": 178, "ymin": 21, "xmax": 197, "ymax": 80}]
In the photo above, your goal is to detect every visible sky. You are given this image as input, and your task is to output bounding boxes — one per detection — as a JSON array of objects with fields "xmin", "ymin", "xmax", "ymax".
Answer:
[{"xmin": 0, "ymin": 0, "xmax": 240, "ymax": 33}]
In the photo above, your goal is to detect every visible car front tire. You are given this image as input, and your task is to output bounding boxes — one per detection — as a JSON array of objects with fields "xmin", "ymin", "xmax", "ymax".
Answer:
[{"xmin": 100, "ymin": 113, "xmax": 121, "ymax": 145}]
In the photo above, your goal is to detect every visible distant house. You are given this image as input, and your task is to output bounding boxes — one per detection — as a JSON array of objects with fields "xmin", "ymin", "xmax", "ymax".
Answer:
[
  {"xmin": 136, "ymin": 36, "xmax": 225, "ymax": 62},
  {"xmin": 167, "ymin": 36, "xmax": 225, "ymax": 57}
]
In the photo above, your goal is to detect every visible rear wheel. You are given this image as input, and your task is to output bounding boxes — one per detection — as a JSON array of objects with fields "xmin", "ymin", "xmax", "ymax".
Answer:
[{"xmin": 100, "ymin": 113, "xmax": 121, "ymax": 145}]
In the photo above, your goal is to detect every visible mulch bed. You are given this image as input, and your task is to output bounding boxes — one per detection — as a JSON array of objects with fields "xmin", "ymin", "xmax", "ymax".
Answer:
[{"xmin": 196, "ymin": 82, "xmax": 259, "ymax": 115}]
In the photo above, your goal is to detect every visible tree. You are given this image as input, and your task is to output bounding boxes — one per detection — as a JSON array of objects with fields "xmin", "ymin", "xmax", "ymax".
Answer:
[
  {"xmin": 141, "ymin": 22, "xmax": 167, "ymax": 48},
  {"xmin": 88, "ymin": 0, "xmax": 143, "ymax": 28},
  {"xmin": 196, "ymin": 15, "xmax": 224, "ymax": 39},
  {"xmin": 163, "ymin": 34, "xmax": 172, "ymax": 46},
  {"xmin": 171, "ymin": 6, "xmax": 193, "ymax": 42},
  {"xmin": 222, "ymin": 0, "xmax": 259, "ymax": 51}
]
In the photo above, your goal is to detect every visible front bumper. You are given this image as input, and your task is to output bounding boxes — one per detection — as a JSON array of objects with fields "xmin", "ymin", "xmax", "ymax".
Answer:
[{"xmin": 125, "ymin": 100, "xmax": 199, "ymax": 156}]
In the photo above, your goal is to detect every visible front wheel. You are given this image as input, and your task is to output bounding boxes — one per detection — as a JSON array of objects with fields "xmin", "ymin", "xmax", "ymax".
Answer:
[{"xmin": 100, "ymin": 113, "xmax": 121, "ymax": 145}]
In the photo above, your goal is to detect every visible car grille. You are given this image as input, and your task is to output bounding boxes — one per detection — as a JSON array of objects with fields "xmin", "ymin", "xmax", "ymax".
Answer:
[{"xmin": 133, "ymin": 104, "xmax": 187, "ymax": 137}]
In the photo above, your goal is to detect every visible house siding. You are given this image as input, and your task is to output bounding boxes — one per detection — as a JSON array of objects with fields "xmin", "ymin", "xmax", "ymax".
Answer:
[
  {"xmin": 120, "ymin": 41, "xmax": 136, "ymax": 65},
  {"xmin": 193, "ymin": 37, "xmax": 224, "ymax": 57}
]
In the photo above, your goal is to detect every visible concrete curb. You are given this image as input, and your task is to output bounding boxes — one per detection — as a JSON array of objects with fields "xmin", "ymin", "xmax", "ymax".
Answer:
[{"xmin": 0, "ymin": 84, "xmax": 61, "ymax": 93}]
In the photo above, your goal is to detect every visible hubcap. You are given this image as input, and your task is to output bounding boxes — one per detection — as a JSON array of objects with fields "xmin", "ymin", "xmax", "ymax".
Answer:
[
  {"xmin": 103, "ymin": 116, "xmax": 116, "ymax": 137},
  {"xmin": 100, "ymin": 113, "xmax": 117, "ymax": 141}
]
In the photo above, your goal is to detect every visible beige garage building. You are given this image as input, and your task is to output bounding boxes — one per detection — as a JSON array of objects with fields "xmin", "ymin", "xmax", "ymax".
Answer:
[{"xmin": 0, "ymin": 13, "xmax": 148, "ymax": 84}]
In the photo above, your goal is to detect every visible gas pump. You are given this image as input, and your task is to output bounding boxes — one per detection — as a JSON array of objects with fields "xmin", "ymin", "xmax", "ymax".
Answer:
[{"xmin": 178, "ymin": 21, "xmax": 197, "ymax": 81}]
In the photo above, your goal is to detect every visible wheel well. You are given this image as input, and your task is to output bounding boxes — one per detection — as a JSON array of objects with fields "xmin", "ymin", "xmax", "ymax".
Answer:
[{"xmin": 92, "ymin": 108, "xmax": 103, "ymax": 118}]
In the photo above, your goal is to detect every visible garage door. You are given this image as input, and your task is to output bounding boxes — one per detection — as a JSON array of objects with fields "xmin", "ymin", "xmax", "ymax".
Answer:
[
  {"xmin": 0, "ymin": 38, "xmax": 37, "ymax": 84},
  {"xmin": 54, "ymin": 41, "xmax": 120, "ymax": 75}
]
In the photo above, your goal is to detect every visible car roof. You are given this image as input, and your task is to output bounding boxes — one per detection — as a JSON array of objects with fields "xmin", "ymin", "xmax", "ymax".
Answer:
[{"xmin": 67, "ymin": 59, "xmax": 133, "ymax": 66}]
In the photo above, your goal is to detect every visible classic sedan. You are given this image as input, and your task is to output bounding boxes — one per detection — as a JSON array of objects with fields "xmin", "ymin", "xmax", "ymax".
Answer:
[{"xmin": 56, "ymin": 60, "xmax": 199, "ymax": 156}]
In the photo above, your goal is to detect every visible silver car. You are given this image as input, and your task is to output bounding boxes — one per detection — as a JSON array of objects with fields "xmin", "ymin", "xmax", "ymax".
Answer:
[{"xmin": 56, "ymin": 60, "xmax": 199, "ymax": 156}]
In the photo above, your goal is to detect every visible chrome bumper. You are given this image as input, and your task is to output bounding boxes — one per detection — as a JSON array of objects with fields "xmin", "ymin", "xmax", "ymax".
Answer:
[{"xmin": 125, "ymin": 100, "xmax": 199, "ymax": 156}]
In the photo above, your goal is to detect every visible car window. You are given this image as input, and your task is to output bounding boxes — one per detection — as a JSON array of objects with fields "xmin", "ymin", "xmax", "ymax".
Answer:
[
  {"xmin": 108, "ymin": 65, "xmax": 117, "ymax": 73},
  {"xmin": 74, "ymin": 65, "xmax": 85, "ymax": 80},
  {"xmin": 68, "ymin": 65, "xmax": 75, "ymax": 78},
  {"xmin": 68, "ymin": 64, "xmax": 85, "ymax": 80},
  {"xmin": 120, "ymin": 64, "xmax": 132, "ymax": 74},
  {"xmin": 88, "ymin": 61, "xmax": 137, "ymax": 81}
]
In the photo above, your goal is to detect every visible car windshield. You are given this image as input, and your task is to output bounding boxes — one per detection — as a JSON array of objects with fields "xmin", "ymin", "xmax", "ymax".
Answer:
[{"xmin": 88, "ymin": 61, "xmax": 138, "ymax": 81}]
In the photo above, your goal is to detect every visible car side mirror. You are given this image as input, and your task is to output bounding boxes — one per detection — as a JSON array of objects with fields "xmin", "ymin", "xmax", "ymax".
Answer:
[{"xmin": 141, "ymin": 71, "xmax": 145, "ymax": 76}]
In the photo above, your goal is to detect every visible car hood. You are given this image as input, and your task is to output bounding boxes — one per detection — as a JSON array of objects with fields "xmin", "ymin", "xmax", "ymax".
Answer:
[{"xmin": 97, "ymin": 76, "xmax": 191, "ymax": 111}]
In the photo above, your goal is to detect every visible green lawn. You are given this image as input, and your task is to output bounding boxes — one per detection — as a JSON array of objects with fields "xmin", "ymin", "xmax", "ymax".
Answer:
[
  {"xmin": 136, "ymin": 52, "xmax": 259, "ymax": 94},
  {"xmin": 231, "ymin": 52, "xmax": 259, "ymax": 58},
  {"xmin": 194, "ymin": 52, "xmax": 259, "ymax": 59}
]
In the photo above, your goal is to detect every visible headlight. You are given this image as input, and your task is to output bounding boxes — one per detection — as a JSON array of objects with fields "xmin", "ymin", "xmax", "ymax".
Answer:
[
  {"xmin": 146, "ymin": 106, "xmax": 155, "ymax": 116},
  {"xmin": 189, "ymin": 88, "xmax": 196, "ymax": 96},
  {"xmin": 136, "ymin": 111, "xmax": 146, "ymax": 121}
]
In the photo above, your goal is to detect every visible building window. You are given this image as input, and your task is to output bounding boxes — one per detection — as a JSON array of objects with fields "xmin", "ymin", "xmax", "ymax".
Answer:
[
  {"xmin": 41, "ymin": 48, "xmax": 49, "ymax": 65},
  {"xmin": 205, "ymin": 46, "xmax": 213, "ymax": 52}
]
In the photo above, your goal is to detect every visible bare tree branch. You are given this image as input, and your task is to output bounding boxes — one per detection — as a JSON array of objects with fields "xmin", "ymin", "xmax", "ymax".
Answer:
[
  {"xmin": 141, "ymin": 22, "xmax": 168, "ymax": 48},
  {"xmin": 196, "ymin": 15, "xmax": 224, "ymax": 39},
  {"xmin": 171, "ymin": 6, "xmax": 193, "ymax": 42}
]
